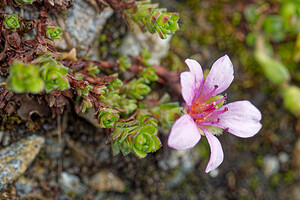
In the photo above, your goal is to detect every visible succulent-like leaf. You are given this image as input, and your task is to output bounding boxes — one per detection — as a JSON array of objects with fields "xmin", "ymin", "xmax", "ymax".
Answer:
[
  {"xmin": 4, "ymin": 14, "xmax": 20, "ymax": 30},
  {"xmin": 46, "ymin": 25, "xmax": 62, "ymax": 39}
]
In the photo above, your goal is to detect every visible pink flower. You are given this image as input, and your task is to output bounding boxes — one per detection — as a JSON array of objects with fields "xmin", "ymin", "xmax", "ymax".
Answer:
[{"xmin": 168, "ymin": 55, "xmax": 262, "ymax": 173}]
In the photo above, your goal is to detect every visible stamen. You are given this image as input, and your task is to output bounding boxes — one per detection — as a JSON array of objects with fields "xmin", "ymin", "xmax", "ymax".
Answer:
[
  {"xmin": 213, "ymin": 94, "xmax": 227, "ymax": 106},
  {"xmin": 201, "ymin": 107, "xmax": 228, "ymax": 121},
  {"xmin": 200, "ymin": 85, "xmax": 218, "ymax": 103},
  {"xmin": 190, "ymin": 113, "xmax": 205, "ymax": 119}
]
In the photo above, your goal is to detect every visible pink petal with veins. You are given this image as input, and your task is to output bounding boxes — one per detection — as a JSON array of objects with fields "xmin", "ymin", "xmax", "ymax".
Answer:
[
  {"xmin": 200, "ymin": 55, "xmax": 234, "ymax": 99},
  {"xmin": 180, "ymin": 72, "xmax": 197, "ymax": 106},
  {"xmin": 204, "ymin": 129, "xmax": 224, "ymax": 173},
  {"xmin": 217, "ymin": 100, "xmax": 262, "ymax": 138},
  {"xmin": 185, "ymin": 59, "xmax": 203, "ymax": 91},
  {"xmin": 168, "ymin": 114, "xmax": 201, "ymax": 150}
]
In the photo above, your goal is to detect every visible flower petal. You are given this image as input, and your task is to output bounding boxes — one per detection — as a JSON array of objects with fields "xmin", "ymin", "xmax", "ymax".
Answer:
[
  {"xmin": 204, "ymin": 129, "xmax": 224, "ymax": 173},
  {"xmin": 217, "ymin": 100, "xmax": 262, "ymax": 138},
  {"xmin": 180, "ymin": 72, "xmax": 197, "ymax": 106},
  {"xmin": 185, "ymin": 59, "xmax": 203, "ymax": 90},
  {"xmin": 201, "ymin": 55, "xmax": 234, "ymax": 98},
  {"xmin": 168, "ymin": 114, "xmax": 201, "ymax": 150}
]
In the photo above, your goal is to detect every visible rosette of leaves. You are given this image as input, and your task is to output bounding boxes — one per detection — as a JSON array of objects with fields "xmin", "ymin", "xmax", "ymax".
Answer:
[
  {"xmin": 77, "ymin": 85, "xmax": 93, "ymax": 97},
  {"xmin": 125, "ymin": 78, "xmax": 151, "ymax": 100},
  {"xmin": 118, "ymin": 56, "xmax": 131, "ymax": 72},
  {"xmin": 46, "ymin": 25, "xmax": 62, "ymax": 39},
  {"xmin": 126, "ymin": 1, "xmax": 179, "ymax": 39},
  {"xmin": 39, "ymin": 59, "xmax": 69, "ymax": 93},
  {"xmin": 107, "ymin": 78, "xmax": 123, "ymax": 91},
  {"xmin": 92, "ymin": 85, "xmax": 106, "ymax": 100},
  {"xmin": 111, "ymin": 118, "xmax": 161, "ymax": 158},
  {"xmin": 130, "ymin": 122, "xmax": 161, "ymax": 158},
  {"xmin": 4, "ymin": 14, "xmax": 20, "ymax": 30},
  {"xmin": 150, "ymin": 102, "xmax": 182, "ymax": 129},
  {"xmin": 139, "ymin": 67, "xmax": 158, "ymax": 84},
  {"xmin": 98, "ymin": 108, "xmax": 120, "ymax": 128},
  {"xmin": 6, "ymin": 62, "xmax": 44, "ymax": 93},
  {"xmin": 14, "ymin": 0, "xmax": 34, "ymax": 5},
  {"xmin": 87, "ymin": 65, "xmax": 100, "ymax": 77},
  {"xmin": 119, "ymin": 96, "xmax": 137, "ymax": 114},
  {"xmin": 103, "ymin": 90, "xmax": 122, "ymax": 108},
  {"xmin": 111, "ymin": 120, "xmax": 140, "ymax": 156}
]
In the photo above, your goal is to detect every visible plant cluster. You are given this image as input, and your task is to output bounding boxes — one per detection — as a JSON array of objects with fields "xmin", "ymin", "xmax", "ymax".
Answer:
[
  {"xmin": 126, "ymin": 0, "xmax": 179, "ymax": 39},
  {"xmin": 0, "ymin": 0, "xmax": 181, "ymax": 158}
]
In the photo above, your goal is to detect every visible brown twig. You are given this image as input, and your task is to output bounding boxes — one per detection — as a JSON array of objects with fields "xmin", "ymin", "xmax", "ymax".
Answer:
[{"xmin": 64, "ymin": 134, "xmax": 96, "ymax": 161}]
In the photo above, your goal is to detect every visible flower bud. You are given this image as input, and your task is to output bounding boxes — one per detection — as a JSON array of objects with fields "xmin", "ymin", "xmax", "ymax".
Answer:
[
  {"xmin": 98, "ymin": 108, "xmax": 120, "ymax": 128},
  {"xmin": 125, "ymin": 78, "xmax": 151, "ymax": 100},
  {"xmin": 283, "ymin": 85, "xmax": 300, "ymax": 116},
  {"xmin": 4, "ymin": 14, "xmax": 20, "ymax": 30},
  {"xmin": 254, "ymin": 49, "xmax": 290, "ymax": 84},
  {"xmin": 6, "ymin": 62, "xmax": 44, "ymax": 93},
  {"xmin": 46, "ymin": 25, "xmax": 62, "ymax": 39}
]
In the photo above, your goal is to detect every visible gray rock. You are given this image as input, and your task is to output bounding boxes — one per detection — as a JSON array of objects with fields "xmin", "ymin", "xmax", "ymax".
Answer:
[
  {"xmin": 54, "ymin": 1, "xmax": 114, "ymax": 58},
  {"xmin": 0, "ymin": 135, "xmax": 45, "ymax": 189},
  {"xmin": 263, "ymin": 154, "xmax": 280, "ymax": 177},
  {"xmin": 59, "ymin": 172, "xmax": 87, "ymax": 196},
  {"xmin": 2, "ymin": 134, "xmax": 10, "ymax": 147},
  {"xmin": 45, "ymin": 136, "xmax": 64, "ymax": 159},
  {"xmin": 15, "ymin": 176, "xmax": 38, "ymax": 196},
  {"xmin": 278, "ymin": 151, "xmax": 289, "ymax": 164},
  {"xmin": 158, "ymin": 149, "xmax": 200, "ymax": 189},
  {"xmin": 89, "ymin": 170, "xmax": 126, "ymax": 192},
  {"xmin": 119, "ymin": 23, "xmax": 172, "ymax": 65}
]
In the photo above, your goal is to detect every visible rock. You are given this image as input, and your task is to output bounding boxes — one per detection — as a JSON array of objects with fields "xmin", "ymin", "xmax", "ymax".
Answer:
[
  {"xmin": 0, "ymin": 135, "xmax": 45, "ymax": 189},
  {"xmin": 79, "ymin": 108, "xmax": 99, "ymax": 128},
  {"xmin": 54, "ymin": 1, "xmax": 114, "ymax": 58},
  {"xmin": 119, "ymin": 23, "xmax": 172, "ymax": 65},
  {"xmin": 158, "ymin": 149, "xmax": 200, "ymax": 189},
  {"xmin": 294, "ymin": 138, "xmax": 300, "ymax": 177},
  {"xmin": 14, "ymin": 176, "xmax": 38, "ymax": 197},
  {"xmin": 209, "ymin": 169, "xmax": 219, "ymax": 178},
  {"xmin": 278, "ymin": 151, "xmax": 289, "ymax": 164},
  {"xmin": 45, "ymin": 136, "xmax": 64, "ymax": 159},
  {"xmin": 2, "ymin": 134, "xmax": 10, "ymax": 147},
  {"xmin": 59, "ymin": 172, "xmax": 87, "ymax": 196},
  {"xmin": 89, "ymin": 170, "xmax": 126, "ymax": 192},
  {"xmin": 263, "ymin": 154, "xmax": 280, "ymax": 177}
]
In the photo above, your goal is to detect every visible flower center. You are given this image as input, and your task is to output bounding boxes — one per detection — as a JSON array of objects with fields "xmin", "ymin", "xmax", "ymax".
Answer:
[{"xmin": 188, "ymin": 93, "xmax": 227, "ymax": 124}]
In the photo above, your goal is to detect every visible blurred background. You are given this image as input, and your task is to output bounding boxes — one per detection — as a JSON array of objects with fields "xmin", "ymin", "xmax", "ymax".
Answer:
[{"xmin": 154, "ymin": 0, "xmax": 300, "ymax": 199}]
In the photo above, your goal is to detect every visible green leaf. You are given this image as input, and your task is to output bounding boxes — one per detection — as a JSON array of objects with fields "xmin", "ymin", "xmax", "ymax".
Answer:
[{"xmin": 4, "ymin": 14, "xmax": 20, "ymax": 30}]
